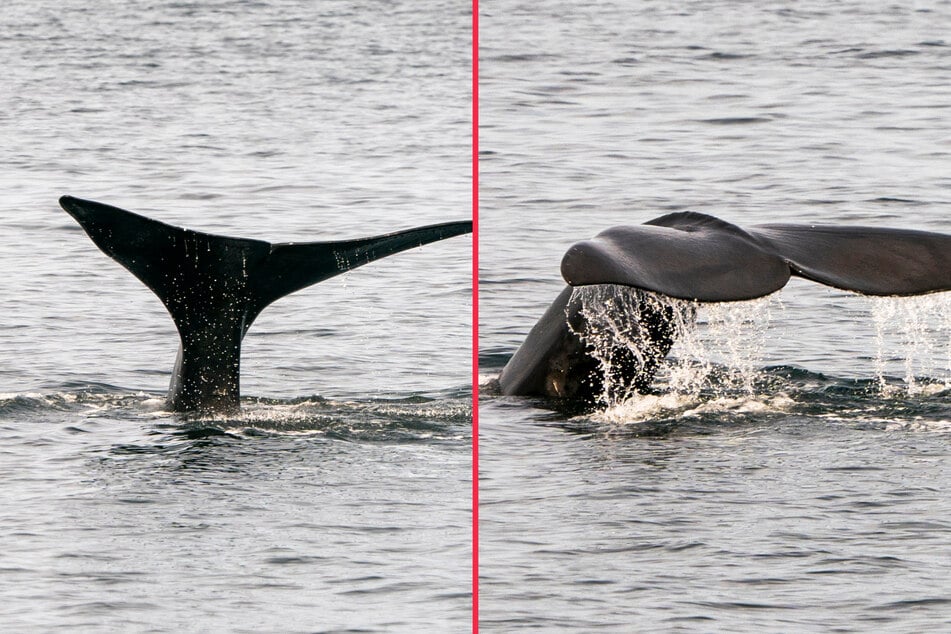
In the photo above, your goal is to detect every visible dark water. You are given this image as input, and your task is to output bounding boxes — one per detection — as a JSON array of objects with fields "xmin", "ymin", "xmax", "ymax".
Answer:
[
  {"xmin": 0, "ymin": 1, "xmax": 471, "ymax": 630},
  {"xmin": 480, "ymin": 0, "xmax": 951, "ymax": 630}
]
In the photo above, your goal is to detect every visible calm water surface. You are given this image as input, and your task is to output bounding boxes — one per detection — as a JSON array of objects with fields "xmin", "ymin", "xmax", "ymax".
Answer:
[
  {"xmin": 0, "ymin": 1, "xmax": 471, "ymax": 631},
  {"xmin": 480, "ymin": 1, "xmax": 951, "ymax": 630}
]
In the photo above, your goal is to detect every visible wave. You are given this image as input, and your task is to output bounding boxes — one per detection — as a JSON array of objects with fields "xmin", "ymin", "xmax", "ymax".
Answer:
[
  {"xmin": 481, "ymin": 361, "xmax": 951, "ymax": 434},
  {"xmin": 483, "ymin": 289, "xmax": 951, "ymax": 430},
  {"xmin": 586, "ymin": 365, "xmax": 949, "ymax": 424},
  {"xmin": 0, "ymin": 384, "xmax": 472, "ymax": 443}
]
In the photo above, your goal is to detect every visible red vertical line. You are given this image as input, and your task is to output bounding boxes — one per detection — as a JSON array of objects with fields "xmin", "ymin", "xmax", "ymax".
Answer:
[{"xmin": 471, "ymin": 0, "xmax": 479, "ymax": 630}]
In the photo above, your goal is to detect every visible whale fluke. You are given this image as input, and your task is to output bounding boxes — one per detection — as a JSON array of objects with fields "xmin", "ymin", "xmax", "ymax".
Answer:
[
  {"xmin": 60, "ymin": 195, "xmax": 471, "ymax": 414},
  {"xmin": 561, "ymin": 212, "xmax": 951, "ymax": 301},
  {"xmin": 750, "ymin": 223, "xmax": 951, "ymax": 296},
  {"xmin": 502, "ymin": 212, "xmax": 951, "ymax": 404},
  {"xmin": 561, "ymin": 212, "xmax": 951, "ymax": 302},
  {"xmin": 247, "ymin": 224, "xmax": 472, "ymax": 321},
  {"xmin": 561, "ymin": 213, "xmax": 791, "ymax": 302}
]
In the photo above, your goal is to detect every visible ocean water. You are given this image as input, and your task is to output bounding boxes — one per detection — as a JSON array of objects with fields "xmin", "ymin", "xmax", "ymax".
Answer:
[
  {"xmin": 0, "ymin": 1, "xmax": 471, "ymax": 631},
  {"xmin": 479, "ymin": 1, "xmax": 951, "ymax": 630}
]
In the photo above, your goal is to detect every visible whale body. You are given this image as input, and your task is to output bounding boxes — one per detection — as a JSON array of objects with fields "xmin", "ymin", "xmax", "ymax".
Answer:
[
  {"xmin": 499, "ymin": 212, "xmax": 951, "ymax": 404},
  {"xmin": 61, "ymin": 195, "xmax": 471, "ymax": 414}
]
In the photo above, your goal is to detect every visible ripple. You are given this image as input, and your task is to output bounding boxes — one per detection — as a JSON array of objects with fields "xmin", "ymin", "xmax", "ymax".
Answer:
[{"xmin": 697, "ymin": 116, "xmax": 773, "ymax": 125}]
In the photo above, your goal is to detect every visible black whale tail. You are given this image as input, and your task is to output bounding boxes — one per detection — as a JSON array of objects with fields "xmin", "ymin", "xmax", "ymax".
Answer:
[{"xmin": 60, "ymin": 195, "xmax": 472, "ymax": 414}]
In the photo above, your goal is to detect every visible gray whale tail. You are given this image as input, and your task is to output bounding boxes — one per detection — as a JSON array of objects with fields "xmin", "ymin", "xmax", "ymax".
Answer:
[
  {"xmin": 500, "ymin": 212, "xmax": 951, "ymax": 404},
  {"xmin": 60, "ymin": 195, "xmax": 472, "ymax": 414}
]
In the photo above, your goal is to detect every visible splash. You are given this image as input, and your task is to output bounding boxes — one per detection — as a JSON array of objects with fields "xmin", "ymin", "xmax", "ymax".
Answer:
[
  {"xmin": 567, "ymin": 285, "xmax": 696, "ymax": 407},
  {"xmin": 592, "ymin": 391, "xmax": 796, "ymax": 424},
  {"xmin": 868, "ymin": 293, "xmax": 951, "ymax": 394},
  {"xmin": 569, "ymin": 285, "xmax": 777, "ymax": 409},
  {"xmin": 569, "ymin": 285, "xmax": 951, "ymax": 423},
  {"xmin": 664, "ymin": 295, "xmax": 776, "ymax": 396}
]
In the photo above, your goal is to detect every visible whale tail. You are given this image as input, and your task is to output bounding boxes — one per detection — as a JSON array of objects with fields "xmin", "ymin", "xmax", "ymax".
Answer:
[
  {"xmin": 60, "ymin": 195, "xmax": 472, "ymax": 413},
  {"xmin": 561, "ymin": 212, "xmax": 951, "ymax": 301},
  {"xmin": 504, "ymin": 212, "xmax": 951, "ymax": 404}
]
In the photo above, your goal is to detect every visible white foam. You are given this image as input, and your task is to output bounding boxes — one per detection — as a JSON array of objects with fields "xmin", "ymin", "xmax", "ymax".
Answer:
[
  {"xmin": 478, "ymin": 374, "xmax": 501, "ymax": 391},
  {"xmin": 589, "ymin": 391, "xmax": 796, "ymax": 424},
  {"xmin": 884, "ymin": 419, "xmax": 951, "ymax": 432}
]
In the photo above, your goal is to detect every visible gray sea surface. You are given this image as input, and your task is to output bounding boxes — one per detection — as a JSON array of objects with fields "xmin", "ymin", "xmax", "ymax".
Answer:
[
  {"xmin": 480, "ymin": 1, "xmax": 951, "ymax": 631},
  {"xmin": 0, "ymin": 1, "xmax": 471, "ymax": 631}
]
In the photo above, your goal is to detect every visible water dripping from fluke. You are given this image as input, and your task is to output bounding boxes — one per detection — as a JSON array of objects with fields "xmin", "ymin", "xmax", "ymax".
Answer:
[
  {"xmin": 567, "ymin": 285, "xmax": 698, "ymax": 408},
  {"xmin": 569, "ymin": 287, "xmax": 785, "ymax": 422},
  {"xmin": 497, "ymin": 212, "xmax": 951, "ymax": 422},
  {"xmin": 506, "ymin": 284, "xmax": 951, "ymax": 426},
  {"xmin": 868, "ymin": 293, "xmax": 951, "ymax": 396}
]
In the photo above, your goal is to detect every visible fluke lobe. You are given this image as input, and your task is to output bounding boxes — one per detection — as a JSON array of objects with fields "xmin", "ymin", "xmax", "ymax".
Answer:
[
  {"xmin": 61, "ymin": 195, "xmax": 472, "ymax": 415},
  {"xmin": 499, "ymin": 212, "xmax": 951, "ymax": 404}
]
